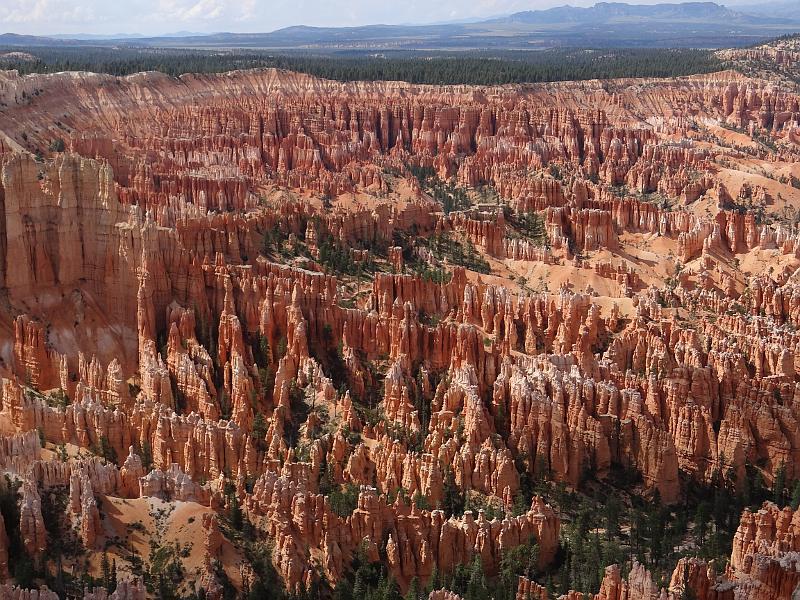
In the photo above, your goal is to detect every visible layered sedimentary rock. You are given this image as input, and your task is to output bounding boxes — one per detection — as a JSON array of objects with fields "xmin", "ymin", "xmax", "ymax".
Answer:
[
  {"xmin": 555, "ymin": 504, "xmax": 800, "ymax": 600},
  {"xmin": 18, "ymin": 480, "xmax": 46, "ymax": 557},
  {"xmin": 726, "ymin": 502, "xmax": 800, "ymax": 600},
  {"xmin": 0, "ymin": 61, "xmax": 798, "ymax": 598},
  {"xmin": 0, "ymin": 580, "xmax": 146, "ymax": 600}
]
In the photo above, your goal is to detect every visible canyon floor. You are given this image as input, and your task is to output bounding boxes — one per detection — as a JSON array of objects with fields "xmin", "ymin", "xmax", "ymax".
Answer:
[{"xmin": 0, "ymin": 37, "xmax": 799, "ymax": 600}]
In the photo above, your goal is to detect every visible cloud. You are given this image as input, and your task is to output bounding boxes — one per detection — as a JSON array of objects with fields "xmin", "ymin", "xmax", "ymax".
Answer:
[
  {"xmin": 152, "ymin": 0, "xmax": 228, "ymax": 21},
  {"xmin": 0, "ymin": 0, "xmax": 674, "ymax": 35},
  {"xmin": 236, "ymin": 0, "xmax": 257, "ymax": 21},
  {"xmin": 0, "ymin": 0, "xmax": 95, "ymax": 25},
  {"xmin": 0, "ymin": 0, "xmax": 547, "ymax": 32}
]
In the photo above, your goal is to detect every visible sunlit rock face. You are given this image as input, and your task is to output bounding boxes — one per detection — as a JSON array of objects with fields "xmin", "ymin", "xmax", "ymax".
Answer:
[{"xmin": 0, "ymin": 61, "xmax": 799, "ymax": 597}]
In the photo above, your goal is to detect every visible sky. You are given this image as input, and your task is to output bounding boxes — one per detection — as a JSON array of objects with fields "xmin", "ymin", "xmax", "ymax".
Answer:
[{"xmin": 0, "ymin": 0, "xmax": 772, "ymax": 36}]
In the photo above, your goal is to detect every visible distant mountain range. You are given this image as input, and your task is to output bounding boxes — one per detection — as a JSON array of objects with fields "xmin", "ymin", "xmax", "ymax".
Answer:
[
  {"xmin": 734, "ymin": 0, "xmax": 800, "ymax": 21},
  {"xmin": 495, "ymin": 1, "xmax": 744, "ymax": 23},
  {"xmin": 1, "ymin": 2, "xmax": 799, "ymax": 51},
  {"xmin": 47, "ymin": 31, "xmax": 209, "ymax": 40}
]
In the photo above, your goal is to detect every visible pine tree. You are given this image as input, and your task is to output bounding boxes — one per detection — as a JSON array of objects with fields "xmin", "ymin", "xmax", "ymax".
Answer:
[
  {"xmin": 405, "ymin": 577, "xmax": 421, "ymax": 600},
  {"xmin": 383, "ymin": 577, "xmax": 402, "ymax": 600},
  {"xmin": 353, "ymin": 570, "xmax": 368, "ymax": 599},
  {"xmin": 604, "ymin": 495, "xmax": 621, "ymax": 540},
  {"xmin": 110, "ymin": 559, "xmax": 118, "ymax": 593},
  {"xmin": 141, "ymin": 441, "xmax": 153, "ymax": 472},
  {"xmin": 252, "ymin": 413, "xmax": 267, "ymax": 442},
  {"xmin": 442, "ymin": 467, "xmax": 464, "ymax": 517},
  {"xmin": 465, "ymin": 557, "xmax": 488, "ymax": 600},
  {"xmin": 101, "ymin": 551, "xmax": 111, "ymax": 590},
  {"xmin": 773, "ymin": 462, "xmax": 786, "ymax": 507},
  {"xmin": 426, "ymin": 566, "xmax": 441, "ymax": 594},
  {"xmin": 229, "ymin": 491, "xmax": 244, "ymax": 530},
  {"xmin": 791, "ymin": 480, "xmax": 800, "ymax": 510},
  {"xmin": 249, "ymin": 580, "xmax": 268, "ymax": 599},
  {"xmin": 681, "ymin": 562, "xmax": 696, "ymax": 600}
]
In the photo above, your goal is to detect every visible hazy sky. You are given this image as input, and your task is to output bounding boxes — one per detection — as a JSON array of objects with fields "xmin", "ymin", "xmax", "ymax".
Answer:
[{"xmin": 0, "ymin": 0, "xmax": 767, "ymax": 36}]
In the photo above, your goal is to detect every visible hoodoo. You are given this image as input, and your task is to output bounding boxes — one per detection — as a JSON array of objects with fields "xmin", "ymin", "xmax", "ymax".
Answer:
[{"xmin": 0, "ymin": 21, "xmax": 799, "ymax": 600}]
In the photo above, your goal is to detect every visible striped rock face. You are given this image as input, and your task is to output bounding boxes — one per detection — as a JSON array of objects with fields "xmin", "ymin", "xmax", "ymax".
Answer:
[{"xmin": 0, "ymin": 60, "xmax": 798, "ymax": 599}]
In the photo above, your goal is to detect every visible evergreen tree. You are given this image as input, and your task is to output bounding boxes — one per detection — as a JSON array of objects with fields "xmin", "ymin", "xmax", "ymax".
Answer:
[
  {"xmin": 252, "ymin": 413, "xmax": 268, "ymax": 443},
  {"xmin": 110, "ymin": 559, "xmax": 118, "ymax": 594},
  {"xmin": 773, "ymin": 462, "xmax": 786, "ymax": 507},
  {"xmin": 228, "ymin": 491, "xmax": 244, "ymax": 530},
  {"xmin": 2, "ymin": 46, "xmax": 721, "ymax": 85},
  {"xmin": 405, "ymin": 577, "xmax": 421, "ymax": 600},
  {"xmin": 465, "ymin": 557, "xmax": 489, "ymax": 600},
  {"xmin": 604, "ymin": 496, "xmax": 621, "ymax": 540},
  {"xmin": 426, "ymin": 566, "xmax": 441, "ymax": 595},
  {"xmin": 332, "ymin": 577, "xmax": 353, "ymax": 600},
  {"xmin": 383, "ymin": 577, "xmax": 402, "ymax": 600},
  {"xmin": 791, "ymin": 480, "xmax": 800, "ymax": 510},
  {"xmin": 352, "ymin": 570, "xmax": 368, "ymax": 598},
  {"xmin": 101, "ymin": 551, "xmax": 111, "ymax": 590},
  {"xmin": 695, "ymin": 502, "xmax": 710, "ymax": 546},
  {"xmin": 13, "ymin": 554, "xmax": 36, "ymax": 590},
  {"xmin": 249, "ymin": 579, "xmax": 268, "ymax": 599},
  {"xmin": 442, "ymin": 467, "xmax": 464, "ymax": 517},
  {"xmin": 681, "ymin": 563, "xmax": 696, "ymax": 600},
  {"xmin": 141, "ymin": 441, "xmax": 154, "ymax": 472}
]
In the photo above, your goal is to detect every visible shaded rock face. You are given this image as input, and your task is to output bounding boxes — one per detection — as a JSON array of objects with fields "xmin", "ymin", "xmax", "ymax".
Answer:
[
  {"xmin": 724, "ymin": 503, "xmax": 800, "ymax": 600},
  {"xmin": 0, "ymin": 511, "xmax": 9, "ymax": 580},
  {"xmin": 0, "ymin": 65, "xmax": 797, "ymax": 597},
  {"xmin": 0, "ymin": 580, "xmax": 147, "ymax": 599},
  {"xmin": 0, "ymin": 153, "xmax": 123, "ymax": 297},
  {"xmin": 550, "ymin": 512, "xmax": 800, "ymax": 600}
]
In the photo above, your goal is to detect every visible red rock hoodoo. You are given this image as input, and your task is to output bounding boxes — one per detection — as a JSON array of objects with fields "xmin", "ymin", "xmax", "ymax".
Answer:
[{"xmin": 0, "ymin": 53, "xmax": 799, "ymax": 598}]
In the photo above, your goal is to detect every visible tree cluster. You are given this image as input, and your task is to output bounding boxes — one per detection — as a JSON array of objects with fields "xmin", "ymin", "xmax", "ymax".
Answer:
[{"xmin": 0, "ymin": 46, "xmax": 721, "ymax": 85}]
